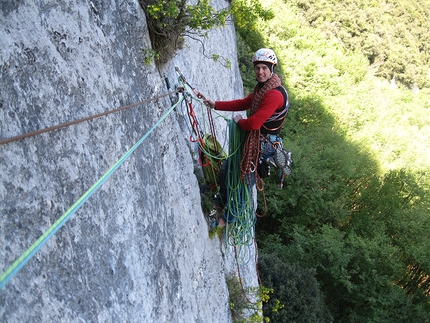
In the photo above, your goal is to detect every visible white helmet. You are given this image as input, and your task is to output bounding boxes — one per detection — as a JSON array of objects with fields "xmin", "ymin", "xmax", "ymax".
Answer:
[{"xmin": 252, "ymin": 48, "xmax": 278, "ymax": 66}]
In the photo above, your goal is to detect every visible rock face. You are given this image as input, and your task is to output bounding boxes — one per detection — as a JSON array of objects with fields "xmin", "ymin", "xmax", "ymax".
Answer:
[{"xmin": 0, "ymin": 1, "xmax": 258, "ymax": 322}]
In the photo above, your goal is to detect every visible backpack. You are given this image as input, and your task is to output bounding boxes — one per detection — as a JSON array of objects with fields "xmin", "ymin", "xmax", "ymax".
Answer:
[{"xmin": 199, "ymin": 134, "xmax": 227, "ymax": 187}]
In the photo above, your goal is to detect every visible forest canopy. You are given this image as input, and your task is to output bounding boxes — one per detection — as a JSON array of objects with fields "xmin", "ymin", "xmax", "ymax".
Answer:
[
  {"xmin": 232, "ymin": 0, "xmax": 430, "ymax": 321},
  {"xmin": 291, "ymin": 0, "xmax": 430, "ymax": 89}
]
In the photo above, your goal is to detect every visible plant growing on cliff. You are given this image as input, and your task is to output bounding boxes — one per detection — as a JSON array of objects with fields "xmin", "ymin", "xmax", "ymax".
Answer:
[
  {"xmin": 139, "ymin": 0, "xmax": 273, "ymax": 64},
  {"xmin": 226, "ymin": 273, "xmax": 271, "ymax": 323},
  {"xmin": 139, "ymin": 0, "xmax": 229, "ymax": 63}
]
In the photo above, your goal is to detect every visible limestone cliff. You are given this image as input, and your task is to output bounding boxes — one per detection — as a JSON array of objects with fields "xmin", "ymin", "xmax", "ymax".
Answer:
[{"xmin": 0, "ymin": 1, "xmax": 258, "ymax": 322}]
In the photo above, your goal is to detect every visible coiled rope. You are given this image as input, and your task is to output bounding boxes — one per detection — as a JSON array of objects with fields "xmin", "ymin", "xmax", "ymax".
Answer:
[
  {"xmin": 222, "ymin": 121, "xmax": 257, "ymax": 265},
  {"xmin": 0, "ymin": 94, "xmax": 183, "ymax": 289},
  {"xmin": 175, "ymin": 71, "xmax": 264, "ymax": 307},
  {"xmin": 175, "ymin": 72, "xmax": 260, "ymax": 265}
]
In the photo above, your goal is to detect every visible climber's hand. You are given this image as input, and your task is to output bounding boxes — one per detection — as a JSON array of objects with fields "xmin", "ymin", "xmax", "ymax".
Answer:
[
  {"xmin": 233, "ymin": 115, "xmax": 243, "ymax": 124},
  {"xmin": 204, "ymin": 100, "xmax": 215, "ymax": 109}
]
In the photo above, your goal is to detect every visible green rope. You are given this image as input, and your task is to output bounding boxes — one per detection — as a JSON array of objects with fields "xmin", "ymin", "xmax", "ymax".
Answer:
[
  {"xmin": 223, "ymin": 121, "xmax": 256, "ymax": 265},
  {"xmin": 179, "ymin": 89, "xmax": 230, "ymax": 189},
  {"xmin": 0, "ymin": 96, "xmax": 183, "ymax": 290},
  {"xmin": 174, "ymin": 75, "xmax": 257, "ymax": 263}
]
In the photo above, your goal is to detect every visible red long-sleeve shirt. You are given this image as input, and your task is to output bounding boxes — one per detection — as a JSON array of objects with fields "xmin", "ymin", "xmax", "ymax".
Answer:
[{"xmin": 215, "ymin": 89, "xmax": 284, "ymax": 131}]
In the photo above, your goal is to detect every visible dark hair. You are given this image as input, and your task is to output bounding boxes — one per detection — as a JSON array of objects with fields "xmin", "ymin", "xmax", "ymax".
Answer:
[{"xmin": 254, "ymin": 61, "xmax": 274, "ymax": 72}]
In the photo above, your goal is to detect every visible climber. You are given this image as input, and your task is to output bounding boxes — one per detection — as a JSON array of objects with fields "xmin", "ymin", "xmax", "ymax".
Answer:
[{"xmin": 204, "ymin": 48, "xmax": 291, "ymax": 226}]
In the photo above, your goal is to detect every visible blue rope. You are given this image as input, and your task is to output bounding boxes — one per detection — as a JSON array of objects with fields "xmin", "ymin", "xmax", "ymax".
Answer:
[
  {"xmin": 223, "ymin": 121, "xmax": 256, "ymax": 265},
  {"xmin": 0, "ymin": 97, "xmax": 183, "ymax": 290}
]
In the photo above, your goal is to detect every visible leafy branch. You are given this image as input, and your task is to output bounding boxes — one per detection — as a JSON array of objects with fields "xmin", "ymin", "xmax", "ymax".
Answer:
[
  {"xmin": 139, "ymin": 0, "xmax": 230, "ymax": 63},
  {"xmin": 140, "ymin": 0, "xmax": 273, "ymax": 65}
]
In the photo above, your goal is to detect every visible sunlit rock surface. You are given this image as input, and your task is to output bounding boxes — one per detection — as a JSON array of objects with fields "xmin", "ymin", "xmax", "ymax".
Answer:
[{"xmin": 0, "ymin": 1, "xmax": 258, "ymax": 322}]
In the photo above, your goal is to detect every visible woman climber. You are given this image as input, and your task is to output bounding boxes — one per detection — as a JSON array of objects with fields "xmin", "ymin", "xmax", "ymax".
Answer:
[{"xmin": 204, "ymin": 48, "xmax": 291, "ymax": 227}]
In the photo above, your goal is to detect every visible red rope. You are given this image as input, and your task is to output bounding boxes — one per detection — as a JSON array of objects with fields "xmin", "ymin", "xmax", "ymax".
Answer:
[
  {"xmin": 233, "ymin": 238, "xmax": 263, "ymax": 306},
  {"xmin": 0, "ymin": 91, "xmax": 177, "ymax": 145},
  {"xmin": 187, "ymin": 101, "xmax": 201, "ymax": 142}
]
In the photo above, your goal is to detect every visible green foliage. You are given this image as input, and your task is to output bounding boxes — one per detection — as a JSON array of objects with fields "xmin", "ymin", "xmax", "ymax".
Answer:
[
  {"xmin": 141, "ymin": 47, "xmax": 160, "ymax": 64},
  {"xmin": 277, "ymin": 224, "xmax": 430, "ymax": 322},
  {"xmin": 225, "ymin": 273, "xmax": 270, "ymax": 323},
  {"xmin": 232, "ymin": 0, "xmax": 274, "ymax": 50},
  {"xmin": 235, "ymin": 0, "xmax": 430, "ymax": 320},
  {"xmin": 348, "ymin": 169, "xmax": 430, "ymax": 300},
  {"xmin": 258, "ymin": 253, "xmax": 332, "ymax": 323},
  {"xmin": 141, "ymin": 0, "xmax": 271, "ymax": 65},
  {"xmin": 290, "ymin": 0, "xmax": 430, "ymax": 89},
  {"xmin": 212, "ymin": 53, "xmax": 232, "ymax": 69},
  {"xmin": 139, "ymin": 0, "xmax": 229, "ymax": 62}
]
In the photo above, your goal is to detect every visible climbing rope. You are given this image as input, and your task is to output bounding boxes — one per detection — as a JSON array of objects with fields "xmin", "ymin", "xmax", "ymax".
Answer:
[
  {"xmin": 174, "ymin": 69, "xmax": 266, "ymax": 308},
  {"xmin": 0, "ymin": 94, "xmax": 184, "ymax": 290},
  {"xmin": 175, "ymin": 67, "xmax": 229, "ymax": 190},
  {"xmin": 223, "ymin": 122, "xmax": 257, "ymax": 264},
  {"xmin": 174, "ymin": 69, "xmax": 261, "ymax": 265},
  {"xmin": 0, "ymin": 91, "xmax": 177, "ymax": 145}
]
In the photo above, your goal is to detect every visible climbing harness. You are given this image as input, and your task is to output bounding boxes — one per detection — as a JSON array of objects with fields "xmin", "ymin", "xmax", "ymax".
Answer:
[{"xmin": 261, "ymin": 85, "xmax": 289, "ymax": 134}]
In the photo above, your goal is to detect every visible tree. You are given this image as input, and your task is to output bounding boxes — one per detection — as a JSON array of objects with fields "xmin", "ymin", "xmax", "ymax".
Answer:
[
  {"xmin": 291, "ymin": 0, "xmax": 430, "ymax": 88},
  {"xmin": 258, "ymin": 253, "xmax": 332, "ymax": 323},
  {"xmin": 279, "ymin": 225, "xmax": 430, "ymax": 322}
]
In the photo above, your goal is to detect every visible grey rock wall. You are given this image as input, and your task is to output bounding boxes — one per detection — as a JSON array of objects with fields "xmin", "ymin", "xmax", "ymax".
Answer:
[{"xmin": 0, "ymin": 0, "xmax": 258, "ymax": 322}]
